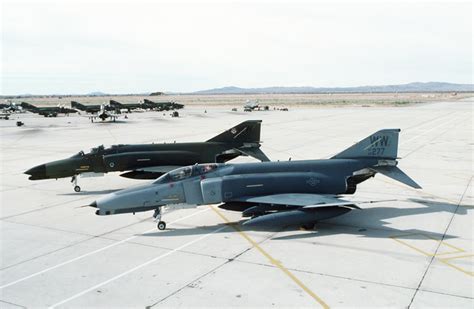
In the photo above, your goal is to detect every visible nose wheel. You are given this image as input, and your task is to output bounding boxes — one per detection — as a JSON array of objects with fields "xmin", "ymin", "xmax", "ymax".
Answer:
[
  {"xmin": 153, "ymin": 207, "xmax": 166, "ymax": 230},
  {"xmin": 71, "ymin": 175, "xmax": 81, "ymax": 192},
  {"xmin": 157, "ymin": 221, "xmax": 166, "ymax": 230}
]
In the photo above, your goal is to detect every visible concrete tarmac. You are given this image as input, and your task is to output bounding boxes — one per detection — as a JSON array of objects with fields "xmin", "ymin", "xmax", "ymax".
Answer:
[{"xmin": 0, "ymin": 100, "xmax": 472, "ymax": 308}]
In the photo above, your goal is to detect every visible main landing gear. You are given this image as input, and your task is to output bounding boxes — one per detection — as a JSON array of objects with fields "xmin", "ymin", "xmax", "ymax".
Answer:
[
  {"xmin": 153, "ymin": 207, "xmax": 166, "ymax": 230},
  {"xmin": 71, "ymin": 175, "xmax": 81, "ymax": 192}
]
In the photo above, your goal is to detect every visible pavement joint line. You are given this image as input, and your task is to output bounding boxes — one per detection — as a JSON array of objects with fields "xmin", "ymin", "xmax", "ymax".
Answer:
[
  {"xmin": 1, "ymin": 219, "xmax": 107, "ymax": 240},
  {"xmin": 48, "ymin": 223, "xmax": 228, "ymax": 308},
  {"xmin": 400, "ymin": 111, "xmax": 460, "ymax": 146},
  {"xmin": 400, "ymin": 112, "xmax": 465, "ymax": 151},
  {"xmin": 147, "ymin": 221, "xmax": 281, "ymax": 308},
  {"xmin": 0, "ymin": 195, "xmax": 94, "ymax": 221},
  {"xmin": 402, "ymin": 114, "xmax": 469, "ymax": 158},
  {"xmin": 0, "ymin": 216, "xmax": 156, "ymax": 272},
  {"xmin": 407, "ymin": 176, "xmax": 473, "ymax": 308},
  {"xmin": 282, "ymin": 263, "xmax": 474, "ymax": 300},
  {"xmin": 101, "ymin": 222, "xmax": 285, "ymax": 266},
  {"xmin": 0, "ymin": 299, "xmax": 27, "ymax": 309},
  {"xmin": 210, "ymin": 206, "xmax": 330, "ymax": 309},
  {"xmin": 0, "ymin": 208, "xmax": 210, "ymax": 289},
  {"xmin": 146, "ymin": 256, "xmax": 238, "ymax": 308},
  {"xmin": 402, "ymin": 111, "xmax": 457, "ymax": 132}
]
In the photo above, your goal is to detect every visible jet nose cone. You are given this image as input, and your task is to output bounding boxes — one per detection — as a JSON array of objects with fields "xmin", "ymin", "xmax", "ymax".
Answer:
[
  {"xmin": 24, "ymin": 164, "xmax": 46, "ymax": 180},
  {"xmin": 89, "ymin": 201, "xmax": 97, "ymax": 208}
]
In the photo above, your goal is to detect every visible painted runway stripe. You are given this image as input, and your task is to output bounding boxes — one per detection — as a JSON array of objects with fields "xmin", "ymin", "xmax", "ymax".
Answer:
[
  {"xmin": 49, "ymin": 223, "xmax": 227, "ymax": 308},
  {"xmin": 0, "ymin": 208, "xmax": 209, "ymax": 290},
  {"xmin": 211, "ymin": 206, "xmax": 330, "ymax": 309}
]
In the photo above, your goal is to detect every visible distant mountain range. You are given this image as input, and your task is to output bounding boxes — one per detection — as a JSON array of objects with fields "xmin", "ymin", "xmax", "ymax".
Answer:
[
  {"xmin": 190, "ymin": 82, "xmax": 473, "ymax": 95},
  {"xmin": 2, "ymin": 82, "xmax": 472, "ymax": 98},
  {"xmin": 87, "ymin": 91, "xmax": 109, "ymax": 96}
]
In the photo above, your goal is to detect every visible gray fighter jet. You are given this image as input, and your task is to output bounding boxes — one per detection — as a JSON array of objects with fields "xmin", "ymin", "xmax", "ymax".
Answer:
[
  {"xmin": 90, "ymin": 129, "xmax": 421, "ymax": 230},
  {"xmin": 25, "ymin": 120, "xmax": 269, "ymax": 192}
]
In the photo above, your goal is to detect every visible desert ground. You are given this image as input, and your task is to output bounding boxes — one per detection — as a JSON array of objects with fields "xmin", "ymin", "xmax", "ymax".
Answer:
[{"xmin": 3, "ymin": 92, "xmax": 473, "ymax": 109}]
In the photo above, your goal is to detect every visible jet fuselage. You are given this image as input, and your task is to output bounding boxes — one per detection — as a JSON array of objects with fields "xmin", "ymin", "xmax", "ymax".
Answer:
[
  {"xmin": 25, "ymin": 142, "xmax": 254, "ymax": 180},
  {"xmin": 92, "ymin": 159, "xmax": 375, "ymax": 215}
]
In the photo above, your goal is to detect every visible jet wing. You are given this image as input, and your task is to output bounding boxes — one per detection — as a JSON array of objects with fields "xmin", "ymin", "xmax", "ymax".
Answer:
[
  {"xmin": 232, "ymin": 193, "xmax": 395, "ymax": 209},
  {"xmin": 231, "ymin": 193, "xmax": 357, "ymax": 208}
]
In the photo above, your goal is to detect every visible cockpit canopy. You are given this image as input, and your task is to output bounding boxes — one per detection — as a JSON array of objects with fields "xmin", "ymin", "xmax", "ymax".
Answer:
[
  {"xmin": 153, "ymin": 163, "xmax": 219, "ymax": 184},
  {"xmin": 70, "ymin": 145, "xmax": 105, "ymax": 158},
  {"xmin": 70, "ymin": 151, "xmax": 85, "ymax": 158},
  {"xmin": 90, "ymin": 145, "xmax": 105, "ymax": 154},
  {"xmin": 169, "ymin": 166, "xmax": 192, "ymax": 181}
]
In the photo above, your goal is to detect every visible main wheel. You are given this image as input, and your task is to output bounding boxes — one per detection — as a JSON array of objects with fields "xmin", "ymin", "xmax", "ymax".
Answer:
[
  {"xmin": 74, "ymin": 185, "xmax": 81, "ymax": 192},
  {"xmin": 157, "ymin": 221, "xmax": 166, "ymax": 230}
]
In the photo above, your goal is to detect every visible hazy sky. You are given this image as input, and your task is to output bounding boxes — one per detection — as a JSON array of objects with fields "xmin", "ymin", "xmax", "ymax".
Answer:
[{"xmin": 1, "ymin": 0, "xmax": 472, "ymax": 94}]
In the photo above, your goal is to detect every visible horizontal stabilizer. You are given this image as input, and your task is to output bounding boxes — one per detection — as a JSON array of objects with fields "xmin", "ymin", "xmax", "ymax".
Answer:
[
  {"xmin": 238, "ymin": 147, "xmax": 270, "ymax": 162},
  {"xmin": 372, "ymin": 166, "xmax": 422, "ymax": 189}
]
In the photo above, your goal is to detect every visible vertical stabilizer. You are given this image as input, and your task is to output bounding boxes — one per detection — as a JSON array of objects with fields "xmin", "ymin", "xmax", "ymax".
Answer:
[
  {"xmin": 207, "ymin": 120, "xmax": 263, "ymax": 144},
  {"xmin": 332, "ymin": 129, "xmax": 400, "ymax": 160},
  {"xmin": 71, "ymin": 101, "xmax": 87, "ymax": 110},
  {"xmin": 332, "ymin": 129, "xmax": 421, "ymax": 189}
]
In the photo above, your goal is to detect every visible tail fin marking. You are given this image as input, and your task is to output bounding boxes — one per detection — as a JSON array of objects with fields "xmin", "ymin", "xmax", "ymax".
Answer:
[
  {"xmin": 207, "ymin": 120, "xmax": 262, "ymax": 144},
  {"xmin": 332, "ymin": 129, "xmax": 400, "ymax": 160}
]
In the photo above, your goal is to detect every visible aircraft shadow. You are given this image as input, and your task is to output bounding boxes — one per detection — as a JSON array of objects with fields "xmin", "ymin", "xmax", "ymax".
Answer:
[
  {"xmin": 59, "ymin": 189, "xmax": 119, "ymax": 196},
  {"xmin": 142, "ymin": 198, "xmax": 472, "ymax": 241},
  {"xmin": 225, "ymin": 112, "xmax": 247, "ymax": 115},
  {"xmin": 190, "ymin": 113, "xmax": 211, "ymax": 118},
  {"xmin": 93, "ymin": 120, "xmax": 128, "ymax": 124}
]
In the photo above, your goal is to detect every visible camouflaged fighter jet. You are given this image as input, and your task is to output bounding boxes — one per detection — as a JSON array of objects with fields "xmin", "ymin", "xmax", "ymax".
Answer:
[
  {"xmin": 71, "ymin": 101, "xmax": 116, "ymax": 114},
  {"xmin": 143, "ymin": 99, "xmax": 184, "ymax": 111},
  {"xmin": 20, "ymin": 102, "xmax": 77, "ymax": 117},
  {"xmin": 25, "ymin": 120, "xmax": 269, "ymax": 192},
  {"xmin": 90, "ymin": 129, "xmax": 421, "ymax": 231},
  {"xmin": 71, "ymin": 101, "xmax": 119, "ymax": 122},
  {"xmin": 109, "ymin": 100, "xmax": 147, "ymax": 112}
]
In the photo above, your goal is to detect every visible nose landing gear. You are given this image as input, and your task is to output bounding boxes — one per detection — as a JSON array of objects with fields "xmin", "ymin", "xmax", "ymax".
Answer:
[
  {"xmin": 157, "ymin": 221, "xmax": 166, "ymax": 230},
  {"xmin": 71, "ymin": 175, "xmax": 81, "ymax": 192},
  {"xmin": 153, "ymin": 207, "xmax": 166, "ymax": 230}
]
